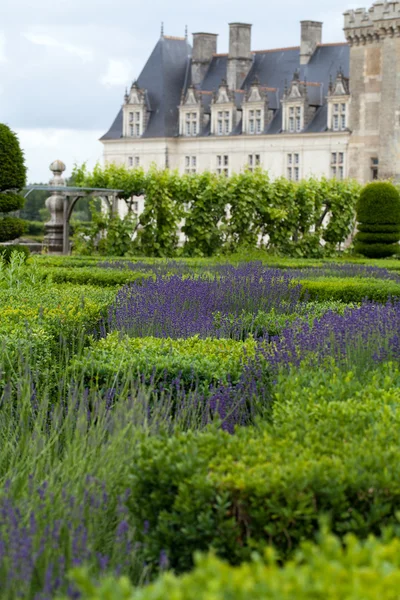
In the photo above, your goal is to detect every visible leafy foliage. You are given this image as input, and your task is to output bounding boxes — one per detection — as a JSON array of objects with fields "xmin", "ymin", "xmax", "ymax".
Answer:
[
  {"xmin": 73, "ymin": 163, "xmax": 361, "ymax": 258},
  {"xmin": 355, "ymin": 182, "xmax": 400, "ymax": 258},
  {"xmin": 63, "ymin": 530, "xmax": 400, "ymax": 600},
  {"xmin": 0, "ymin": 124, "xmax": 27, "ymax": 243}
]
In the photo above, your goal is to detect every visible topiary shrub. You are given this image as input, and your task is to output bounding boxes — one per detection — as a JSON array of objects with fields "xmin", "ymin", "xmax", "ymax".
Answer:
[
  {"xmin": 0, "ymin": 124, "xmax": 27, "ymax": 243},
  {"xmin": 354, "ymin": 182, "xmax": 400, "ymax": 258}
]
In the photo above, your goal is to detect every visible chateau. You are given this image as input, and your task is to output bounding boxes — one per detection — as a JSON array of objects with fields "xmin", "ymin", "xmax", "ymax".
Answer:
[{"xmin": 101, "ymin": 1, "xmax": 400, "ymax": 185}]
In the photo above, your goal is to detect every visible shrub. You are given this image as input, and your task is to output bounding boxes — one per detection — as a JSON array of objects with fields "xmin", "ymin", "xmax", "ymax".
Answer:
[
  {"xmin": 70, "ymin": 332, "xmax": 256, "ymax": 392},
  {"xmin": 40, "ymin": 267, "xmax": 151, "ymax": 287},
  {"xmin": 0, "ymin": 124, "xmax": 27, "ymax": 243},
  {"xmin": 63, "ymin": 531, "xmax": 400, "ymax": 600},
  {"xmin": 355, "ymin": 182, "xmax": 400, "ymax": 258},
  {"xmin": 0, "ymin": 244, "xmax": 30, "ymax": 263},
  {"xmin": 25, "ymin": 220, "xmax": 45, "ymax": 236},
  {"xmin": 119, "ymin": 365, "xmax": 400, "ymax": 573},
  {"xmin": 299, "ymin": 277, "xmax": 400, "ymax": 302}
]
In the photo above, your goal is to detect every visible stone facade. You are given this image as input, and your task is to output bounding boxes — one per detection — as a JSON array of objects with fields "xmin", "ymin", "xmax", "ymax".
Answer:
[{"xmin": 102, "ymin": 1, "xmax": 398, "ymax": 186}]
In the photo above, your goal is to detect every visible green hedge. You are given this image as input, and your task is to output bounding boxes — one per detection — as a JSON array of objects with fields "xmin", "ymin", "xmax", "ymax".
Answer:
[
  {"xmin": 353, "ymin": 242, "xmax": 400, "ymax": 259},
  {"xmin": 355, "ymin": 231, "xmax": 400, "ymax": 244},
  {"xmin": 114, "ymin": 365, "xmax": 400, "ymax": 573},
  {"xmin": 40, "ymin": 267, "xmax": 151, "ymax": 287},
  {"xmin": 357, "ymin": 223, "xmax": 400, "ymax": 233},
  {"xmin": 355, "ymin": 182, "xmax": 400, "ymax": 258},
  {"xmin": 299, "ymin": 277, "xmax": 400, "ymax": 302},
  {"xmin": 0, "ymin": 244, "xmax": 30, "ymax": 263},
  {"xmin": 63, "ymin": 531, "xmax": 400, "ymax": 599},
  {"xmin": 69, "ymin": 332, "xmax": 255, "ymax": 391},
  {"xmin": 0, "ymin": 216, "xmax": 26, "ymax": 242},
  {"xmin": 0, "ymin": 191, "xmax": 25, "ymax": 213},
  {"xmin": 25, "ymin": 220, "xmax": 45, "ymax": 236},
  {"xmin": 0, "ymin": 283, "xmax": 116, "ymax": 388},
  {"xmin": 356, "ymin": 182, "xmax": 400, "ymax": 224}
]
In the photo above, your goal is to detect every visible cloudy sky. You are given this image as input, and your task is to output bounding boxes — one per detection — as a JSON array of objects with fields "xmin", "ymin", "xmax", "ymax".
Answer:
[{"xmin": 0, "ymin": 0, "xmax": 360, "ymax": 183}]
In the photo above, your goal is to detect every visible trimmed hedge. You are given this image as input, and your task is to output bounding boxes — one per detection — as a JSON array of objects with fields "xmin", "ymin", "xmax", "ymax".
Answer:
[
  {"xmin": 0, "ymin": 244, "xmax": 30, "ymax": 263},
  {"xmin": 0, "ymin": 192, "xmax": 25, "ymax": 213},
  {"xmin": 0, "ymin": 216, "xmax": 26, "ymax": 242},
  {"xmin": 356, "ymin": 182, "xmax": 400, "ymax": 224},
  {"xmin": 355, "ymin": 182, "xmax": 400, "ymax": 258},
  {"xmin": 113, "ymin": 365, "xmax": 400, "ymax": 573},
  {"xmin": 25, "ymin": 220, "xmax": 45, "ymax": 236},
  {"xmin": 70, "ymin": 332, "xmax": 256, "ymax": 391},
  {"xmin": 357, "ymin": 223, "xmax": 400, "ymax": 233},
  {"xmin": 0, "ymin": 124, "xmax": 27, "ymax": 243},
  {"xmin": 64, "ymin": 532, "xmax": 400, "ymax": 600},
  {"xmin": 0, "ymin": 124, "xmax": 27, "ymax": 191},
  {"xmin": 299, "ymin": 277, "xmax": 400, "ymax": 303},
  {"xmin": 40, "ymin": 267, "xmax": 151, "ymax": 287}
]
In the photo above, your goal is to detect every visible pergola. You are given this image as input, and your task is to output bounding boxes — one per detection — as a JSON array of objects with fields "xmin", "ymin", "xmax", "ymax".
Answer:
[
  {"xmin": 25, "ymin": 186, "xmax": 123, "ymax": 254},
  {"xmin": 24, "ymin": 162, "xmax": 123, "ymax": 255}
]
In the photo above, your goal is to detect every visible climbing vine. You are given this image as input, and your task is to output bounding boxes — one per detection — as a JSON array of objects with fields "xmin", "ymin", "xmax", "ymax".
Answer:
[{"xmin": 73, "ymin": 162, "xmax": 362, "ymax": 257}]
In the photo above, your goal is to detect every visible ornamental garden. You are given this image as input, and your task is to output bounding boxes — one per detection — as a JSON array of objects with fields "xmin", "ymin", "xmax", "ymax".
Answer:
[{"xmin": 3, "ymin": 125, "xmax": 400, "ymax": 598}]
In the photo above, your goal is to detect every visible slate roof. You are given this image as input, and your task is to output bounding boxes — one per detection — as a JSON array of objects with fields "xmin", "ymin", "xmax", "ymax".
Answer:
[{"xmin": 101, "ymin": 36, "xmax": 349, "ymax": 140}]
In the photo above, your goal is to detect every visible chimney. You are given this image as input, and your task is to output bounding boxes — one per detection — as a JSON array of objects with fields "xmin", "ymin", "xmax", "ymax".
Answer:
[
  {"xmin": 300, "ymin": 21, "xmax": 322, "ymax": 65},
  {"xmin": 191, "ymin": 33, "xmax": 218, "ymax": 86},
  {"xmin": 227, "ymin": 23, "xmax": 252, "ymax": 90}
]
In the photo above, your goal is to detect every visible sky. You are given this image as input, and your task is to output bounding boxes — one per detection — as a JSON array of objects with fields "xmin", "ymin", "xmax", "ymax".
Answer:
[{"xmin": 0, "ymin": 0, "xmax": 361, "ymax": 183}]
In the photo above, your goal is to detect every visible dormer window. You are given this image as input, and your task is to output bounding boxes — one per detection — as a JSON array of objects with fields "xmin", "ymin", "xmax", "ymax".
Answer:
[
  {"xmin": 211, "ymin": 80, "xmax": 236, "ymax": 136},
  {"xmin": 327, "ymin": 69, "xmax": 350, "ymax": 132},
  {"xmin": 281, "ymin": 71, "xmax": 316, "ymax": 134},
  {"xmin": 217, "ymin": 111, "xmax": 231, "ymax": 135},
  {"xmin": 179, "ymin": 85, "xmax": 203, "ymax": 137},
  {"xmin": 123, "ymin": 82, "xmax": 150, "ymax": 138},
  {"xmin": 242, "ymin": 78, "xmax": 268, "ymax": 135},
  {"xmin": 184, "ymin": 112, "xmax": 198, "ymax": 136}
]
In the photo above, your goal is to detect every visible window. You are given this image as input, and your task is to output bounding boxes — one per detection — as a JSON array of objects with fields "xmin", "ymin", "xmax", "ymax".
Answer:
[
  {"xmin": 289, "ymin": 107, "xmax": 295, "ymax": 133},
  {"xmin": 128, "ymin": 156, "xmax": 133, "ymax": 167},
  {"xmin": 128, "ymin": 111, "xmax": 142, "ymax": 136},
  {"xmin": 184, "ymin": 112, "xmax": 198, "ymax": 136},
  {"xmin": 296, "ymin": 107, "xmax": 302, "ymax": 132},
  {"xmin": 185, "ymin": 156, "xmax": 197, "ymax": 174},
  {"xmin": 332, "ymin": 102, "xmax": 347, "ymax": 131},
  {"xmin": 217, "ymin": 155, "xmax": 229, "ymax": 176},
  {"xmin": 225, "ymin": 111, "xmax": 230, "ymax": 134},
  {"xmin": 248, "ymin": 109, "xmax": 262, "ymax": 135},
  {"xmin": 134, "ymin": 156, "xmax": 140, "ymax": 167},
  {"xmin": 287, "ymin": 154, "xmax": 300, "ymax": 181},
  {"xmin": 248, "ymin": 154, "xmax": 261, "ymax": 172},
  {"xmin": 216, "ymin": 111, "xmax": 230, "ymax": 135},
  {"xmin": 371, "ymin": 157, "xmax": 379, "ymax": 180},
  {"xmin": 288, "ymin": 106, "xmax": 302, "ymax": 133},
  {"xmin": 331, "ymin": 152, "xmax": 345, "ymax": 179}
]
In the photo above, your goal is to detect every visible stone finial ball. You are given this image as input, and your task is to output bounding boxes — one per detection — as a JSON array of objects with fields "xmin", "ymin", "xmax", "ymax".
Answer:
[{"xmin": 50, "ymin": 160, "xmax": 66, "ymax": 173}]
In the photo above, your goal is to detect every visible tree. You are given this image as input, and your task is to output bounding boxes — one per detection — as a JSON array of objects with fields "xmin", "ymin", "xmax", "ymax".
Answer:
[
  {"xmin": 0, "ymin": 124, "xmax": 27, "ymax": 242},
  {"xmin": 354, "ymin": 182, "xmax": 400, "ymax": 258}
]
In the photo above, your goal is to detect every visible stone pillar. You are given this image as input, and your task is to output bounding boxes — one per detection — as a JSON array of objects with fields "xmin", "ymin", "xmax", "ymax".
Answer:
[{"xmin": 43, "ymin": 160, "xmax": 66, "ymax": 254}]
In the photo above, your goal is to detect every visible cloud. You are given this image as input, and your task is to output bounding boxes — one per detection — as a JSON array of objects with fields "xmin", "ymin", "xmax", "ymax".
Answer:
[
  {"xmin": 0, "ymin": 32, "xmax": 7, "ymax": 63},
  {"xmin": 100, "ymin": 59, "xmax": 132, "ymax": 86},
  {"xmin": 15, "ymin": 128, "xmax": 104, "ymax": 183},
  {"xmin": 23, "ymin": 32, "xmax": 93, "ymax": 62}
]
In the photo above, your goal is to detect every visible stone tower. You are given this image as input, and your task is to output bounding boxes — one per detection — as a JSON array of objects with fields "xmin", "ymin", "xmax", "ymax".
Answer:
[{"xmin": 344, "ymin": 1, "xmax": 400, "ymax": 182}]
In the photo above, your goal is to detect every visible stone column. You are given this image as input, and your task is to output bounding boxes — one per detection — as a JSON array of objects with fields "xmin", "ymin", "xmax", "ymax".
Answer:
[{"xmin": 43, "ymin": 160, "xmax": 66, "ymax": 254}]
